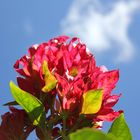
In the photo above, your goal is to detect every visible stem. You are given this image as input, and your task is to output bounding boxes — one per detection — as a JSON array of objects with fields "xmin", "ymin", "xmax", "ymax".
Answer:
[
  {"xmin": 68, "ymin": 122, "xmax": 79, "ymax": 134},
  {"xmin": 59, "ymin": 131, "xmax": 69, "ymax": 140},
  {"xmin": 68, "ymin": 115, "xmax": 84, "ymax": 134},
  {"xmin": 62, "ymin": 111, "xmax": 68, "ymax": 137},
  {"xmin": 40, "ymin": 126, "xmax": 52, "ymax": 140},
  {"xmin": 63, "ymin": 116, "xmax": 66, "ymax": 134}
]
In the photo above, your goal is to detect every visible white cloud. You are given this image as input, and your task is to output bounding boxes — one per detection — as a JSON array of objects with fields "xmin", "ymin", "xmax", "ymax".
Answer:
[
  {"xmin": 61, "ymin": 0, "xmax": 140, "ymax": 63},
  {"xmin": 23, "ymin": 19, "xmax": 34, "ymax": 36}
]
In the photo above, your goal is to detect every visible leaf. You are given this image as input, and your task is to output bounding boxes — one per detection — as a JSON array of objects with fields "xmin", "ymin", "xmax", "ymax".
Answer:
[
  {"xmin": 108, "ymin": 113, "xmax": 132, "ymax": 140},
  {"xmin": 10, "ymin": 81, "xmax": 46, "ymax": 128},
  {"xmin": 42, "ymin": 61, "xmax": 57, "ymax": 92},
  {"xmin": 3, "ymin": 101, "xmax": 19, "ymax": 106},
  {"xmin": 69, "ymin": 128, "xmax": 116, "ymax": 140},
  {"xmin": 81, "ymin": 89, "xmax": 103, "ymax": 114}
]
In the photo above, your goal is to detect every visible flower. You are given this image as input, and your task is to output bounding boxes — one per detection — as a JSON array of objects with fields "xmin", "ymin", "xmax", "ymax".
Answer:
[
  {"xmin": 0, "ymin": 107, "xmax": 34, "ymax": 140},
  {"xmin": 14, "ymin": 36, "xmax": 122, "ymax": 128}
]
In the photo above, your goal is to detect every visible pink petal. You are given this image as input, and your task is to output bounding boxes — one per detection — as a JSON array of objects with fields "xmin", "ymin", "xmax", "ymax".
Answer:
[
  {"xmin": 104, "ymin": 94, "xmax": 121, "ymax": 108},
  {"xmin": 97, "ymin": 110, "xmax": 123, "ymax": 121}
]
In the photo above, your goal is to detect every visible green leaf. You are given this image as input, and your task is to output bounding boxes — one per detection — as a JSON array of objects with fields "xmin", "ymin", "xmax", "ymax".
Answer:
[
  {"xmin": 108, "ymin": 113, "xmax": 132, "ymax": 140},
  {"xmin": 69, "ymin": 128, "xmax": 116, "ymax": 140},
  {"xmin": 42, "ymin": 61, "xmax": 57, "ymax": 92},
  {"xmin": 81, "ymin": 89, "xmax": 103, "ymax": 114},
  {"xmin": 3, "ymin": 100, "xmax": 19, "ymax": 106},
  {"xmin": 10, "ymin": 81, "xmax": 46, "ymax": 128}
]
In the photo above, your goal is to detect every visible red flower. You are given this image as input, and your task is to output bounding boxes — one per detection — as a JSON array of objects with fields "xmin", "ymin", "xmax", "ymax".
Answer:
[
  {"xmin": 14, "ymin": 36, "xmax": 69, "ymax": 96},
  {"xmin": 14, "ymin": 36, "xmax": 122, "ymax": 128},
  {"xmin": 0, "ymin": 107, "xmax": 34, "ymax": 140}
]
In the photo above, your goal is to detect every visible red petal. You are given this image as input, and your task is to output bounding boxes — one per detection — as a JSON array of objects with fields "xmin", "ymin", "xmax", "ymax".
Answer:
[
  {"xmin": 97, "ymin": 70, "xmax": 119, "ymax": 97},
  {"xmin": 17, "ymin": 77, "xmax": 35, "ymax": 94},
  {"xmin": 104, "ymin": 94, "xmax": 121, "ymax": 108},
  {"xmin": 97, "ymin": 109, "xmax": 123, "ymax": 121}
]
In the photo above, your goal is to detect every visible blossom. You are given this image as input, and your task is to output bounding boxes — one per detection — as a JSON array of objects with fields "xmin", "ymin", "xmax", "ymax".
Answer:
[
  {"xmin": 0, "ymin": 107, "xmax": 34, "ymax": 140},
  {"xmin": 14, "ymin": 36, "xmax": 122, "ymax": 128}
]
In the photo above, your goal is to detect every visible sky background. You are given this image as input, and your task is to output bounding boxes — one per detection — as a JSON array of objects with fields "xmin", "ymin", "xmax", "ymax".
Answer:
[{"xmin": 0, "ymin": 0, "xmax": 140, "ymax": 139}]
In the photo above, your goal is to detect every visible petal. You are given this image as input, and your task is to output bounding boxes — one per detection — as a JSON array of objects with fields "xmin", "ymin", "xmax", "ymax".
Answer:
[
  {"xmin": 17, "ymin": 77, "xmax": 36, "ymax": 95},
  {"xmin": 97, "ymin": 70, "xmax": 119, "ymax": 97},
  {"xmin": 55, "ymin": 74, "xmax": 70, "ymax": 96},
  {"xmin": 63, "ymin": 97, "xmax": 76, "ymax": 110},
  {"xmin": 14, "ymin": 60, "xmax": 28, "ymax": 77},
  {"xmin": 97, "ymin": 110, "xmax": 123, "ymax": 121},
  {"xmin": 104, "ymin": 94, "xmax": 121, "ymax": 108}
]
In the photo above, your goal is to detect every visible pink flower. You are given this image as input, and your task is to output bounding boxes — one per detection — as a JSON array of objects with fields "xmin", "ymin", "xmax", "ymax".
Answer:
[
  {"xmin": 14, "ymin": 36, "xmax": 122, "ymax": 128},
  {"xmin": 14, "ymin": 36, "xmax": 69, "ymax": 96}
]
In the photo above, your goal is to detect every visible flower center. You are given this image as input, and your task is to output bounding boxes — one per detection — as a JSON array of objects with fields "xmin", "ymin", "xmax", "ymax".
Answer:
[{"xmin": 70, "ymin": 67, "xmax": 78, "ymax": 77}]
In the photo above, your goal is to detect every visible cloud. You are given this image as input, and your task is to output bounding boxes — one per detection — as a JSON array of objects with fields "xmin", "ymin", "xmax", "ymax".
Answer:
[
  {"xmin": 61, "ymin": 0, "xmax": 140, "ymax": 63},
  {"xmin": 23, "ymin": 19, "xmax": 34, "ymax": 36}
]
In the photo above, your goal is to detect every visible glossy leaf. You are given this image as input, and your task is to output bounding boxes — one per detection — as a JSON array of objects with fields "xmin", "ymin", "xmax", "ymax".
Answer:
[
  {"xmin": 81, "ymin": 89, "xmax": 103, "ymax": 114},
  {"xmin": 69, "ymin": 128, "xmax": 116, "ymax": 140},
  {"xmin": 42, "ymin": 61, "xmax": 57, "ymax": 92},
  {"xmin": 108, "ymin": 113, "xmax": 132, "ymax": 140},
  {"xmin": 10, "ymin": 81, "xmax": 46, "ymax": 128}
]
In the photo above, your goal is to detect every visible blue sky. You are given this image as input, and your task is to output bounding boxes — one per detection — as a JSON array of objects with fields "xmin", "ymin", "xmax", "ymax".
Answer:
[{"xmin": 0, "ymin": 0, "xmax": 140, "ymax": 139}]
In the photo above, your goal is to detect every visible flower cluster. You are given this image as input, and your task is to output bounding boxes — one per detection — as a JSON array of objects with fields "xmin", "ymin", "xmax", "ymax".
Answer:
[{"xmin": 0, "ymin": 36, "xmax": 122, "ymax": 139}]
